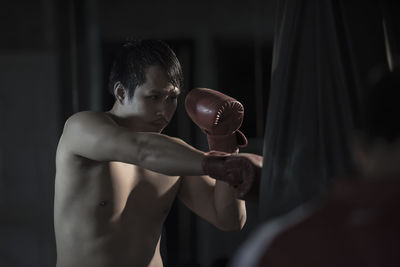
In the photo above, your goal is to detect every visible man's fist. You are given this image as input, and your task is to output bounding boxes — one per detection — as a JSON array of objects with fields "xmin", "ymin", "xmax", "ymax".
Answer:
[
  {"xmin": 202, "ymin": 152, "xmax": 262, "ymax": 200},
  {"xmin": 185, "ymin": 88, "xmax": 247, "ymax": 153}
]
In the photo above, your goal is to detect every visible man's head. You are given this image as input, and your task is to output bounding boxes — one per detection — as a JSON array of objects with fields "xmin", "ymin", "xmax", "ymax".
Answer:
[
  {"xmin": 109, "ymin": 39, "xmax": 183, "ymax": 99},
  {"xmin": 353, "ymin": 70, "xmax": 400, "ymax": 177},
  {"xmin": 108, "ymin": 40, "xmax": 183, "ymax": 133}
]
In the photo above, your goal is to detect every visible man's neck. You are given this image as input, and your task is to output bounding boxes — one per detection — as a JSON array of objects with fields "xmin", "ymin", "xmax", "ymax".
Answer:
[{"xmin": 106, "ymin": 104, "xmax": 137, "ymax": 131}]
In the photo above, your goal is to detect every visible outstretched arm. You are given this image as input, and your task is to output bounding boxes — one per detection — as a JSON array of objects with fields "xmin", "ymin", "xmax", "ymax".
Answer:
[{"xmin": 59, "ymin": 111, "xmax": 205, "ymax": 176}]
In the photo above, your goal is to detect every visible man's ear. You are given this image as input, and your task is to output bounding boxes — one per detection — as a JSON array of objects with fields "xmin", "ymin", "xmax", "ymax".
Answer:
[{"xmin": 114, "ymin": 82, "xmax": 126, "ymax": 103}]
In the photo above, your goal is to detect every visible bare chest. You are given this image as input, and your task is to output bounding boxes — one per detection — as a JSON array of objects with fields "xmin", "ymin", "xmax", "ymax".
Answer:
[{"xmin": 104, "ymin": 162, "xmax": 181, "ymax": 223}]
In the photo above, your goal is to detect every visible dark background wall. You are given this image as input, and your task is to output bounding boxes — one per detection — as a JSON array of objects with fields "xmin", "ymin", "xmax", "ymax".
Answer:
[{"xmin": 0, "ymin": 0, "xmax": 275, "ymax": 266}]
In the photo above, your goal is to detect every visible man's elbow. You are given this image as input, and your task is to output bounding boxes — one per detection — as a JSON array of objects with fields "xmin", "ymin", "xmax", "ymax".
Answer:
[{"xmin": 217, "ymin": 214, "xmax": 247, "ymax": 232}]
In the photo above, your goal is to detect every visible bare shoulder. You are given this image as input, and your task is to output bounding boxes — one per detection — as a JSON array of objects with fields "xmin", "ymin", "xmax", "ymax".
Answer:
[
  {"xmin": 56, "ymin": 111, "xmax": 120, "ymax": 160},
  {"xmin": 61, "ymin": 111, "xmax": 120, "ymax": 141},
  {"xmin": 64, "ymin": 111, "xmax": 117, "ymax": 131}
]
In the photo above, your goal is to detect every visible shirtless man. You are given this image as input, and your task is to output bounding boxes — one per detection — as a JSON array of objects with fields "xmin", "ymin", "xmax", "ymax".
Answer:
[{"xmin": 54, "ymin": 40, "xmax": 262, "ymax": 267}]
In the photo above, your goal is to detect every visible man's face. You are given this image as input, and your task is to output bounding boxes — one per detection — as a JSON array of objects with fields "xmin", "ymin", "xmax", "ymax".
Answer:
[{"xmin": 121, "ymin": 65, "xmax": 180, "ymax": 132}]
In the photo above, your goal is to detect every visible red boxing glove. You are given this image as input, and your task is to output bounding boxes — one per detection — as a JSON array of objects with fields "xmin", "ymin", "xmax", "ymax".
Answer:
[
  {"xmin": 185, "ymin": 88, "xmax": 248, "ymax": 153},
  {"xmin": 202, "ymin": 152, "xmax": 263, "ymax": 200}
]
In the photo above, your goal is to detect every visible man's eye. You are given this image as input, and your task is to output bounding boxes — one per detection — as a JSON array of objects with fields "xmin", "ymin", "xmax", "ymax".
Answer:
[
  {"xmin": 167, "ymin": 95, "xmax": 178, "ymax": 101},
  {"xmin": 148, "ymin": 95, "xmax": 160, "ymax": 100}
]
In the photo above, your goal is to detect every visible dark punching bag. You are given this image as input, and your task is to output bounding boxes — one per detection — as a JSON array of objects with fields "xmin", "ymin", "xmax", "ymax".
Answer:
[{"xmin": 259, "ymin": 0, "xmax": 389, "ymax": 222}]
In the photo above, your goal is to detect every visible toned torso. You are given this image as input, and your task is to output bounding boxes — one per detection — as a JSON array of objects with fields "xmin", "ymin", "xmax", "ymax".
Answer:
[{"xmin": 54, "ymin": 139, "xmax": 181, "ymax": 267}]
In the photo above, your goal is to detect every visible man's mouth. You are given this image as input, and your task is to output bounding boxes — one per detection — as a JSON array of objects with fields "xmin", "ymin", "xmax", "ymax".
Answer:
[{"xmin": 152, "ymin": 118, "xmax": 169, "ymax": 126}]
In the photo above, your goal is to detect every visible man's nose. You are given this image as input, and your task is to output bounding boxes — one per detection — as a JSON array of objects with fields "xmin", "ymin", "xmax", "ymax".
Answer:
[
  {"xmin": 155, "ymin": 101, "xmax": 167, "ymax": 117},
  {"xmin": 157, "ymin": 102, "xmax": 174, "ymax": 117},
  {"xmin": 156, "ymin": 110, "xmax": 165, "ymax": 117}
]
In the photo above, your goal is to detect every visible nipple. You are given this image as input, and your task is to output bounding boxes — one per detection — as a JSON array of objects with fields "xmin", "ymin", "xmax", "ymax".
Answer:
[{"xmin": 99, "ymin": 201, "xmax": 108, "ymax": 207}]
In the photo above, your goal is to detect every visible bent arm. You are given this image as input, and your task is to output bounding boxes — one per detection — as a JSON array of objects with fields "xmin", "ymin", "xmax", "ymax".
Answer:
[
  {"xmin": 214, "ymin": 180, "xmax": 246, "ymax": 230},
  {"xmin": 178, "ymin": 175, "xmax": 246, "ymax": 231},
  {"xmin": 60, "ymin": 111, "xmax": 205, "ymax": 176}
]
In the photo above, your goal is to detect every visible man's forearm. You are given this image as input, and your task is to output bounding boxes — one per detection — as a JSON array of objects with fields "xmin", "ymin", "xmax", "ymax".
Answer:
[
  {"xmin": 214, "ymin": 181, "xmax": 247, "ymax": 231},
  {"xmin": 123, "ymin": 132, "xmax": 206, "ymax": 176}
]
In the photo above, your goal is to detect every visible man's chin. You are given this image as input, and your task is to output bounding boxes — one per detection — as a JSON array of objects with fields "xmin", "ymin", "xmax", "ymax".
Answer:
[
  {"xmin": 157, "ymin": 126, "xmax": 167, "ymax": 133},
  {"xmin": 146, "ymin": 125, "xmax": 165, "ymax": 133}
]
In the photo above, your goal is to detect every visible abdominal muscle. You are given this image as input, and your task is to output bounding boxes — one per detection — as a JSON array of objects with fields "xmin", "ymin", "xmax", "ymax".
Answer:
[
  {"xmin": 54, "ymin": 158, "xmax": 180, "ymax": 267},
  {"xmin": 55, "ymin": 217, "xmax": 164, "ymax": 267}
]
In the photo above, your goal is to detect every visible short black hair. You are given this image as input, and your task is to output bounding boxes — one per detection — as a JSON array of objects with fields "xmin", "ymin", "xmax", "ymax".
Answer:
[
  {"xmin": 358, "ymin": 70, "xmax": 400, "ymax": 143},
  {"xmin": 108, "ymin": 39, "xmax": 183, "ymax": 99}
]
